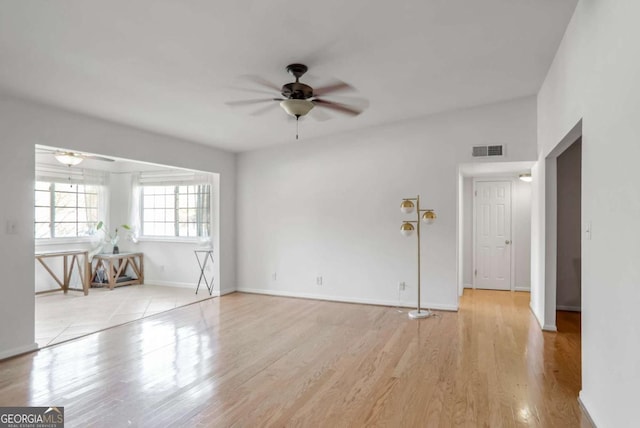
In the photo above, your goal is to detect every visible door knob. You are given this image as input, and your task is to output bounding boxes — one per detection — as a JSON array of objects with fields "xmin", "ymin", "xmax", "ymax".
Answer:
[{"xmin": 505, "ymin": 240, "xmax": 511, "ymax": 245}]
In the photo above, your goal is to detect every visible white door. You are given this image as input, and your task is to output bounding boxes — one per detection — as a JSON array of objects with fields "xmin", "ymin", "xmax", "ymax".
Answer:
[{"xmin": 474, "ymin": 180, "xmax": 512, "ymax": 290}]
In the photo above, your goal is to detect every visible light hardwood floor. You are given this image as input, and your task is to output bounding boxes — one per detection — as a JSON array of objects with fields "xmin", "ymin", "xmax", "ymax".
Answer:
[{"xmin": 0, "ymin": 290, "xmax": 589, "ymax": 427}]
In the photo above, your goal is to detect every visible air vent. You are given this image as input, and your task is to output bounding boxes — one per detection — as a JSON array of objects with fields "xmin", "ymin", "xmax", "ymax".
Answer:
[{"xmin": 472, "ymin": 145, "xmax": 504, "ymax": 157}]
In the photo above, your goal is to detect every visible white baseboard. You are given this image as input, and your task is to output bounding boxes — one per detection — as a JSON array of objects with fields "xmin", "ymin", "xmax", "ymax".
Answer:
[
  {"xmin": 464, "ymin": 285, "xmax": 530, "ymax": 292},
  {"xmin": 529, "ymin": 301, "xmax": 545, "ymax": 330},
  {"xmin": 528, "ymin": 302, "xmax": 558, "ymax": 332},
  {"xmin": 557, "ymin": 305, "xmax": 581, "ymax": 312},
  {"xmin": 236, "ymin": 287, "xmax": 459, "ymax": 311},
  {"xmin": 146, "ymin": 279, "xmax": 234, "ymax": 297},
  {"xmin": 578, "ymin": 392, "xmax": 598, "ymax": 428},
  {"xmin": 145, "ymin": 279, "xmax": 196, "ymax": 289},
  {"xmin": 0, "ymin": 342, "xmax": 38, "ymax": 361}
]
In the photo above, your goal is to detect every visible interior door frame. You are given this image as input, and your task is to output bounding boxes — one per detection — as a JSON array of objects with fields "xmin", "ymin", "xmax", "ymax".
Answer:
[{"xmin": 472, "ymin": 177, "xmax": 517, "ymax": 291}]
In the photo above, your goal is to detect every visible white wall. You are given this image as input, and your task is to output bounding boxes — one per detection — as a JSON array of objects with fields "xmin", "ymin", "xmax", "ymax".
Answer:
[
  {"xmin": 534, "ymin": 0, "xmax": 640, "ymax": 425},
  {"xmin": 461, "ymin": 177, "xmax": 531, "ymax": 291},
  {"xmin": 237, "ymin": 97, "xmax": 537, "ymax": 310},
  {"xmin": 462, "ymin": 178, "xmax": 474, "ymax": 287},
  {"xmin": 530, "ymin": 161, "xmax": 543, "ymax": 324},
  {"xmin": 0, "ymin": 94, "xmax": 236, "ymax": 359},
  {"xmin": 513, "ymin": 179, "xmax": 531, "ymax": 290}
]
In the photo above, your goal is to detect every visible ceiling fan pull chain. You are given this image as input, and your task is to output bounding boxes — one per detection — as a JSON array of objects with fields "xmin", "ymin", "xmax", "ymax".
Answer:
[{"xmin": 296, "ymin": 116, "xmax": 299, "ymax": 140}]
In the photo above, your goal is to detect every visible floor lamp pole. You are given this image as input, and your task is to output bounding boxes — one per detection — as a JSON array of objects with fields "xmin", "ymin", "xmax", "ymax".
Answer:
[{"xmin": 416, "ymin": 195, "xmax": 422, "ymax": 314}]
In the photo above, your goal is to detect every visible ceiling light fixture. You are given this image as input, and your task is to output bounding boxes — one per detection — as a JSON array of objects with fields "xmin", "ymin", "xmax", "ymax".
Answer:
[
  {"xmin": 519, "ymin": 173, "xmax": 532, "ymax": 182},
  {"xmin": 279, "ymin": 99, "xmax": 314, "ymax": 117},
  {"xmin": 280, "ymin": 99, "xmax": 314, "ymax": 140},
  {"xmin": 54, "ymin": 152, "xmax": 83, "ymax": 166}
]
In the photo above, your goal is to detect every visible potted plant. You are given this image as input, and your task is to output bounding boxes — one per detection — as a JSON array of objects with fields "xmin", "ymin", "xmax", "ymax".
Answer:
[{"xmin": 96, "ymin": 221, "xmax": 132, "ymax": 254}]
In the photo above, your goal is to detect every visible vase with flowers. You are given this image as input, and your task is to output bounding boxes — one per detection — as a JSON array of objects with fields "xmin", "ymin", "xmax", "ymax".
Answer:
[{"xmin": 96, "ymin": 221, "xmax": 132, "ymax": 254}]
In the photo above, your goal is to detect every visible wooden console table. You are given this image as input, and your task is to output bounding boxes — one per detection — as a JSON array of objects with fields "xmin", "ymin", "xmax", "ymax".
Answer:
[
  {"xmin": 35, "ymin": 250, "xmax": 90, "ymax": 296},
  {"xmin": 91, "ymin": 252, "xmax": 144, "ymax": 290}
]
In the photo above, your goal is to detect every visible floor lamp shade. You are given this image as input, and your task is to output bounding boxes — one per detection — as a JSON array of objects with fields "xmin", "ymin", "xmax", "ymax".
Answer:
[
  {"xmin": 400, "ymin": 222, "xmax": 415, "ymax": 236},
  {"xmin": 400, "ymin": 200, "xmax": 415, "ymax": 214}
]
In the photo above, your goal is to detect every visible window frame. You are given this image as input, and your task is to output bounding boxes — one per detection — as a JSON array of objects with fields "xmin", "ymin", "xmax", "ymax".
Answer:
[
  {"xmin": 34, "ymin": 181, "xmax": 102, "ymax": 242},
  {"xmin": 139, "ymin": 183, "xmax": 211, "ymax": 241}
]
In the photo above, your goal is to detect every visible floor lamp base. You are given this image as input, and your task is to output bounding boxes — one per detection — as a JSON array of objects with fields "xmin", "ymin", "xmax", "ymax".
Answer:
[{"xmin": 408, "ymin": 309, "xmax": 434, "ymax": 319}]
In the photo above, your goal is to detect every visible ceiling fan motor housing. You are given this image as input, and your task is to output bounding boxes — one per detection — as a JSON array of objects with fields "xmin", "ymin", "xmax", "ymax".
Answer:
[
  {"xmin": 286, "ymin": 63, "xmax": 308, "ymax": 79},
  {"xmin": 281, "ymin": 82, "xmax": 313, "ymax": 99},
  {"xmin": 281, "ymin": 63, "xmax": 313, "ymax": 99}
]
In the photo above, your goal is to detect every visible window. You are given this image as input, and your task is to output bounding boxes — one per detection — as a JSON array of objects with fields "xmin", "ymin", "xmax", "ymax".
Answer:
[
  {"xmin": 35, "ymin": 181, "xmax": 100, "ymax": 239},
  {"xmin": 140, "ymin": 184, "xmax": 211, "ymax": 238}
]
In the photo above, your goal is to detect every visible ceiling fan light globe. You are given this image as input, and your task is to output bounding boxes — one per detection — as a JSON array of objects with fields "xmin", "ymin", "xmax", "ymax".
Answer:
[
  {"xmin": 54, "ymin": 153, "xmax": 83, "ymax": 166},
  {"xmin": 280, "ymin": 99, "xmax": 314, "ymax": 117}
]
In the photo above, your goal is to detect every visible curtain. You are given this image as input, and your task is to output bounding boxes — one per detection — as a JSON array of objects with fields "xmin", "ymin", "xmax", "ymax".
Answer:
[{"xmin": 129, "ymin": 172, "xmax": 141, "ymax": 244}]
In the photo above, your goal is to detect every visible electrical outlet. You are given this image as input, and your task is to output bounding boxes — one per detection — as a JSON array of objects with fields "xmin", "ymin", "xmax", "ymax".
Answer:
[
  {"xmin": 272, "ymin": 272, "xmax": 277, "ymax": 281},
  {"xmin": 316, "ymin": 276, "xmax": 323, "ymax": 286},
  {"xmin": 5, "ymin": 220, "xmax": 17, "ymax": 235},
  {"xmin": 398, "ymin": 281, "xmax": 406, "ymax": 291}
]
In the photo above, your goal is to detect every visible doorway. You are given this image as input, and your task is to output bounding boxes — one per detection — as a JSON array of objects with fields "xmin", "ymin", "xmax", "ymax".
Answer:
[
  {"xmin": 556, "ymin": 138, "xmax": 582, "ymax": 341},
  {"xmin": 34, "ymin": 145, "xmax": 220, "ymax": 347},
  {"xmin": 473, "ymin": 180, "xmax": 513, "ymax": 290},
  {"xmin": 457, "ymin": 161, "xmax": 534, "ymax": 298},
  {"xmin": 556, "ymin": 138, "xmax": 582, "ymax": 325},
  {"xmin": 540, "ymin": 119, "xmax": 583, "ymax": 332}
]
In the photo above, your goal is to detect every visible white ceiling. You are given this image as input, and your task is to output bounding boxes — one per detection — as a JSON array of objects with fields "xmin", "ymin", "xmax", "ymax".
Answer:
[{"xmin": 0, "ymin": 0, "xmax": 577, "ymax": 152}]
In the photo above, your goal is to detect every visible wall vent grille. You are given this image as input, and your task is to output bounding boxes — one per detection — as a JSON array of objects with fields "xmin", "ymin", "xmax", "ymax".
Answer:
[{"xmin": 472, "ymin": 145, "xmax": 504, "ymax": 157}]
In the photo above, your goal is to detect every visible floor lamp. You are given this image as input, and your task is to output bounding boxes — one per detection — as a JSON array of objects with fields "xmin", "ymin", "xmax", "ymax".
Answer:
[{"xmin": 400, "ymin": 195, "xmax": 436, "ymax": 319}]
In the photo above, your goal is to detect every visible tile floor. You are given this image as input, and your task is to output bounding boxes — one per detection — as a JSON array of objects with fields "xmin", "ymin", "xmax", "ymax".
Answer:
[{"xmin": 35, "ymin": 284, "xmax": 213, "ymax": 347}]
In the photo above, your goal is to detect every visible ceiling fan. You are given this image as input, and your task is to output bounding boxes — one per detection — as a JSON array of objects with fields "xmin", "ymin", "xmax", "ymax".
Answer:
[
  {"xmin": 37, "ymin": 148, "xmax": 115, "ymax": 167},
  {"xmin": 227, "ymin": 63, "xmax": 368, "ymax": 139}
]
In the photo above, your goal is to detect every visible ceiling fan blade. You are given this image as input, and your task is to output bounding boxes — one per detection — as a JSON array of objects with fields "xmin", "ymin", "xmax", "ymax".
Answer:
[
  {"xmin": 309, "ymin": 107, "xmax": 332, "ymax": 122},
  {"xmin": 225, "ymin": 98, "xmax": 282, "ymax": 107},
  {"xmin": 239, "ymin": 75, "xmax": 282, "ymax": 92},
  {"xmin": 229, "ymin": 86, "xmax": 280, "ymax": 97},
  {"xmin": 313, "ymin": 80, "xmax": 355, "ymax": 97},
  {"xmin": 313, "ymin": 98, "xmax": 364, "ymax": 116},
  {"xmin": 250, "ymin": 102, "xmax": 280, "ymax": 116},
  {"xmin": 83, "ymin": 155, "xmax": 115, "ymax": 162}
]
